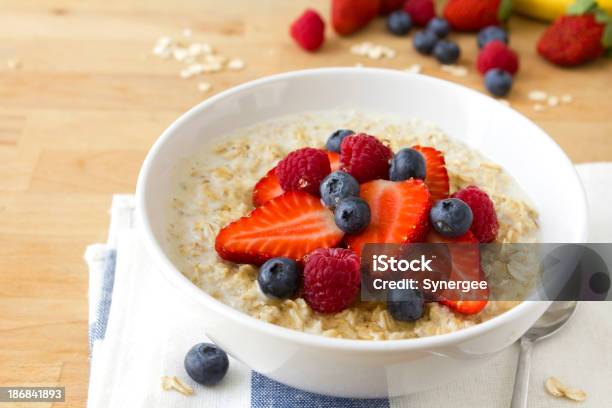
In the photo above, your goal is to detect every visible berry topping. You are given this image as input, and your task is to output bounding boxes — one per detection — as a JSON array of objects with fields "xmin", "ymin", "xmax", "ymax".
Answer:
[
  {"xmin": 253, "ymin": 168, "xmax": 284, "ymax": 206},
  {"xmin": 215, "ymin": 191, "xmax": 343, "ymax": 265},
  {"xmin": 426, "ymin": 17, "xmax": 451, "ymax": 38},
  {"xmin": 477, "ymin": 40, "xmax": 519, "ymax": 75},
  {"xmin": 484, "ymin": 68, "xmax": 513, "ymax": 97},
  {"xmin": 412, "ymin": 145, "xmax": 450, "ymax": 202},
  {"xmin": 276, "ymin": 147, "xmax": 331, "ymax": 195},
  {"xmin": 444, "ymin": 0, "xmax": 511, "ymax": 32},
  {"xmin": 413, "ymin": 30, "xmax": 439, "ymax": 54},
  {"xmin": 433, "ymin": 40, "xmax": 461, "ymax": 64},
  {"xmin": 386, "ymin": 11, "xmax": 413, "ymax": 36},
  {"xmin": 389, "ymin": 148, "xmax": 426, "ymax": 182},
  {"xmin": 303, "ymin": 248, "xmax": 361, "ymax": 313},
  {"xmin": 320, "ymin": 171, "xmax": 360, "ymax": 208},
  {"xmin": 346, "ymin": 179, "xmax": 431, "ymax": 257},
  {"xmin": 387, "ymin": 288, "xmax": 425, "ymax": 322},
  {"xmin": 257, "ymin": 257, "xmax": 301, "ymax": 299},
  {"xmin": 340, "ymin": 133, "xmax": 393, "ymax": 183},
  {"xmin": 452, "ymin": 185, "xmax": 499, "ymax": 243},
  {"xmin": 404, "ymin": 0, "xmax": 436, "ymax": 27},
  {"xmin": 430, "ymin": 198, "xmax": 473, "ymax": 238},
  {"xmin": 477, "ymin": 25, "xmax": 508, "ymax": 48},
  {"xmin": 334, "ymin": 197, "xmax": 371, "ymax": 234},
  {"xmin": 332, "ymin": 0, "xmax": 381, "ymax": 36},
  {"xmin": 327, "ymin": 151, "xmax": 341, "ymax": 172},
  {"xmin": 326, "ymin": 129, "xmax": 355, "ymax": 153},
  {"xmin": 290, "ymin": 9, "xmax": 325, "ymax": 52},
  {"xmin": 426, "ymin": 230, "xmax": 488, "ymax": 314},
  {"xmin": 184, "ymin": 343, "xmax": 229, "ymax": 386}
]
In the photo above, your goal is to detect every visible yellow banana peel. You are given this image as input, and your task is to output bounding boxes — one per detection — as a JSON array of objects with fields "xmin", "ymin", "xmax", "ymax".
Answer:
[{"xmin": 513, "ymin": 0, "xmax": 612, "ymax": 21}]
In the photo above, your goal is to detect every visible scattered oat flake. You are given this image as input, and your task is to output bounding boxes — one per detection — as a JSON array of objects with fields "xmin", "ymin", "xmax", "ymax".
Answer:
[
  {"xmin": 227, "ymin": 58, "xmax": 245, "ymax": 71},
  {"xmin": 350, "ymin": 42, "xmax": 396, "ymax": 60},
  {"xmin": 528, "ymin": 90, "xmax": 547, "ymax": 101},
  {"xmin": 561, "ymin": 94, "xmax": 573, "ymax": 103},
  {"xmin": 440, "ymin": 64, "xmax": 467, "ymax": 77},
  {"xmin": 405, "ymin": 64, "xmax": 422, "ymax": 74},
  {"xmin": 198, "ymin": 82, "xmax": 212, "ymax": 93},
  {"xmin": 533, "ymin": 104, "xmax": 545, "ymax": 112},
  {"xmin": 547, "ymin": 96, "xmax": 559, "ymax": 107},
  {"xmin": 545, "ymin": 377, "xmax": 587, "ymax": 402},
  {"xmin": 161, "ymin": 376, "xmax": 194, "ymax": 396}
]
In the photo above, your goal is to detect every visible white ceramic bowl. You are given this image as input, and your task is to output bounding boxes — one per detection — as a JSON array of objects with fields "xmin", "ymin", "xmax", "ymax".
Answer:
[{"xmin": 136, "ymin": 68, "xmax": 588, "ymax": 398}]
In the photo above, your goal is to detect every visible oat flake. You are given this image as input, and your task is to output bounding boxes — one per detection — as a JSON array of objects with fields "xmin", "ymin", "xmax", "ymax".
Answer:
[
  {"xmin": 545, "ymin": 376, "xmax": 587, "ymax": 402},
  {"xmin": 161, "ymin": 376, "xmax": 194, "ymax": 396}
]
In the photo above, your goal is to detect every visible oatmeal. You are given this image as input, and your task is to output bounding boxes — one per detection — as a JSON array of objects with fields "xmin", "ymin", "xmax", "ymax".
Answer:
[{"xmin": 167, "ymin": 110, "xmax": 539, "ymax": 340}]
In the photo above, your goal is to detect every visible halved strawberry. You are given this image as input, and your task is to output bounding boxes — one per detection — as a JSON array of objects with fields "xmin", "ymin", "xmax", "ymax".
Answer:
[
  {"xmin": 426, "ymin": 230, "xmax": 488, "ymax": 315},
  {"xmin": 216, "ymin": 191, "xmax": 344, "ymax": 265},
  {"xmin": 252, "ymin": 150, "xmax": 340, "ymax": 206},
  {"xmin": 412, "ymin": 146, "xmax": 450, "ymax": 202},
  {"xmin": 346, "ymin": 179, "xmax": 431, "ymax": 258},
  {"xmin": 328, "ymin": 151, "xmax": 341, "ymax": 172},
  {"xmin": 252, "ymin": 168, "xmax": 284, "ymax": 206}
]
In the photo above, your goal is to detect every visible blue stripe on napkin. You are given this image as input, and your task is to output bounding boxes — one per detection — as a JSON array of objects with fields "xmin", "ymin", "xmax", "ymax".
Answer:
[
  {"xmin": 89, "ymin": 249, "xmax": 117, "ymax": 349},
  {"xmin": 251, "ymin": 372, "xmax": 389, "ymax": 408}
]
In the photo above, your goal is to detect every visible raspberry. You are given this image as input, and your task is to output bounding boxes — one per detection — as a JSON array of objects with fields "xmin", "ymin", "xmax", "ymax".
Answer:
[
  {"xmin": 451, "ymin": 186, "xmax": 499, "ymax": 243},
  {"xmin": 476, "ymin": 40, "xmax": 519, "ymax": 75},
  {"xmin": 303, "ymin": 248, "xmax": 361, "ymax": 313},
  {"xmin": 290, "ymin": 9, "xmax": 325, "ymax": 52},
  {"xmin": 276, "ymin": 147, "xmax": 331, "ymax": 195},
  {"xmin": 404, "ymin": 0, "xmax": 436, "ymax": 27},
  {"xmin": 340, "ymin": 134, "xmax": 393, "ymax": 183}
]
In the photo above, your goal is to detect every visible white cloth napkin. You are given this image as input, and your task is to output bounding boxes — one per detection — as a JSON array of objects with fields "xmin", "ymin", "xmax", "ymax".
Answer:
[{"xmin": 85, "ymin": 164, "xmax": 612, "ymax": 408}]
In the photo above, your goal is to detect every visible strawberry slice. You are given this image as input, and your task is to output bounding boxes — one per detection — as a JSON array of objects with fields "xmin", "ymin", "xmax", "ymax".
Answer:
[
  {"xmin": 328, "ymin": 151, "xmax": 341, "ymax": 172},
  {"xmin": 346, "ymin": 179, "xmax": 431, "ymax": 258},
  {"xmin": 252, "ymin": 168, "xmax": 284, "ymax": 207},
  {"xmin": 412, "ymin": 146, "xmax": 450, "ymax": 202},
  {"xmin": 426, "ymin": 230, "xmax": 488, "ymax": 315},
  {"xmin": 216, "ymin": 191, "xmax": 344, "ymax": 265},
  {"xmin": 252, "ymin": 150, "xmax": 340, "ymax": 206}
]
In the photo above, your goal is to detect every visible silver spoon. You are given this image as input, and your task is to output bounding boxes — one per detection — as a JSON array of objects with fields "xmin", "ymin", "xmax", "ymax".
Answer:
[{"xmin": 510, "ymin": 301, "xmax": 578, "ymax": 408}]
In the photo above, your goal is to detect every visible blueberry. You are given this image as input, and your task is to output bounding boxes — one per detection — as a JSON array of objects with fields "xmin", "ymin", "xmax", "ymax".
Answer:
[
  {"xmin": 387, "ymin": 288, "xmax": 424, "ymax": 322},
  {"xmin": 477, "ymin": 26, "xmax": 508, "ymax": 49},
  {"xmin": 320, "ymin": 171, "xmax": 360, "ymax": 208},
  {"xmin": 389, "ymin": 148, "xmax": 426, "ymax": 182},
  {"xmin": 184, "ymin": 343, "xmax": 229, "ymax": 386},
  {"xmin": 334, "ymin": 197, "xmax": 371, "ymax": 234},
  {"xmin": 426, "ymin": 17, "xmax": 450, "ymax": 38},
  {"xmin": 386, "ymin": 11, "xmax": 412, "ymax": 36},
  {"xmin": 430, "ymin": 198, "xmax": 473, "ymax": 237},
  {"xmin": 257, "ymin": 257, "xmax": 300, "ymax": 299},
  {"xmin": 413, "ymin": 30, "xmax": 439, "ymax": 55},
  {"xmin": 484, "ymin": 68, "xmax": 513, "ymax": 97},
  {"xmin": 326, "ymin": 129, "xmax": 354, "ymax": 153},
  {"xmin": 433, "ymin": 40, "xmax": 460, "ymax": 64}
]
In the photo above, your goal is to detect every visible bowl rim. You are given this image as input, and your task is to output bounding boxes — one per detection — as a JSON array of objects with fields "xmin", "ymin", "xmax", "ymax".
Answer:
[{"xmin": 136, "ymin": 67, "xmax": 588, "ymax": 352}]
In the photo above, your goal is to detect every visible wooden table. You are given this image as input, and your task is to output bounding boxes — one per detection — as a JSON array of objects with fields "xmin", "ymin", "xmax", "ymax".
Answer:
[{"xmin": 0, "ymin": 1, "xmax": 609, "ymax": 406}]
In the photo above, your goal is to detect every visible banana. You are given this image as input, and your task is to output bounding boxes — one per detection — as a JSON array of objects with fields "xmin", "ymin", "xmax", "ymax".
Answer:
[{"xmin": 513, "ymin": 0, "xmax": 612, "ymax": 21}]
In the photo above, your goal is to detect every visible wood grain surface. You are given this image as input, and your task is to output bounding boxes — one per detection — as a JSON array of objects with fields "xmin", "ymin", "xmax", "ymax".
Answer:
[{"xmin": 0, "ymin": 1, "xmax": 610, "ymax": 406}]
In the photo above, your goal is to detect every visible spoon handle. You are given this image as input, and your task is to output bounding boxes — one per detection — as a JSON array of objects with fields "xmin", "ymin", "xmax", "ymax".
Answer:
[{"xmin": 510, "ymin": 337, "xmax": 533, "ymax": 408}]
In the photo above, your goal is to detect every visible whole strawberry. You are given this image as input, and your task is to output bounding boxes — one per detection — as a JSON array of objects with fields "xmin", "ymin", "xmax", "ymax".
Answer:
[
  {"xmin": 404, "ymin": 0, "xmax": 436, "ymax": 27},
  {"xmin": 332, "ymin": 0, "xmax": 381, "ymax": 36},
  {"xmin": 537, "ymin": 0, "xmax": 612, "ymax": 66},
  {"xmin": 444, "ymin": 0, "xmax": 512, "ymax": 31},
  {"xmin": 290, "ymin": 9, "xmax": 326, "ymax": 52}
]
